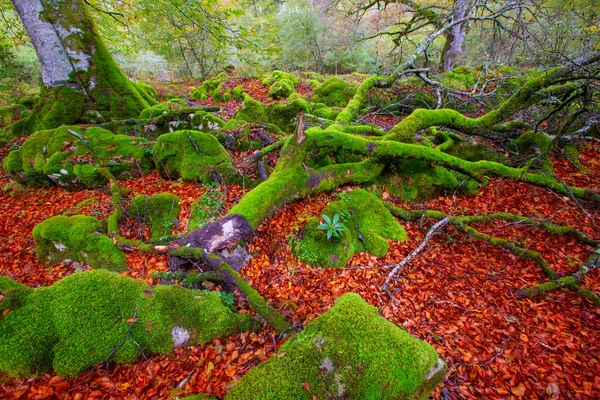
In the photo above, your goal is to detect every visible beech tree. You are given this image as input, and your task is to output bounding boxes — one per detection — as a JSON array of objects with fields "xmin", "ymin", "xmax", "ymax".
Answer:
[{"xmin": 9, "ymin": 0, "xmax": 155, "ymax": 135}]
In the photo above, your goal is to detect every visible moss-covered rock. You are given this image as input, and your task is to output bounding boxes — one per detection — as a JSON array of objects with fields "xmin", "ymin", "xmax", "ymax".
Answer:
[
  {"xmin": 32, "ymin": 215, "xmax": 127, "ymax": 271},
  {"xmin": 153, "ymin": 130, "xmax": 236, "ymax": 183},
  {"xmin": 311, "ymin": 103, "xmax": 339, "ymax": 121},
  {"xmin": 269, "ymin": 79, "xmax": 295, "ymax": 100},
  {"xmin": 138, "ymin": 99, "xmax": 189, "ymax": 119},
  {"xmin": 2, "ymin": 126, "xmax": 153, "ymax": 187},
  {"xmin": 385, "ymin": 160, "xmax": 464, "ymax": 203},
  {"xmin": 192, "ymin": 72, "xmax": 230, "ymax": 103},
  {"xmin": 232, "ymin": 85, "xmax": 245, "ymax": 101},
  {"xmin": 0, "ymin": 270, "xmax": 252, "ymax": 378},
  {"xmin": 267, "ymin": 98, "xmax": 311, "ymax": 132},
  {"xmin": 234, "ymin": 94, "xmax": 268, "ymax": 123},
  {"xmin": 129, "ymin": 193, "xmax": 181, "ymax": 239},
  {"xmin": 262, "ymin": 70, "xmax": 300, "ymax": 87},
  {"xmin": 294, "ymin": 189, "xmax": 407, "ymax": 267},
  {"xmin": 226, "ymin": 293, "xmax": 446, "ymax": 399},
  {"xmin": 312, "ymin": 77, "xmax": 357, "ymax": 108}
]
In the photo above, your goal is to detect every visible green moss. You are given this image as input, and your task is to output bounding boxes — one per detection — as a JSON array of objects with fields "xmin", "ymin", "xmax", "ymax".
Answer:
[
  {"xmin": 226, "ymin": 293, "xmax": 445, "ymax": 399},
  {"xmin": 190, "ymin": 111, "xmax": 225, "ymax": 132},
  {"xmin": 514, "ymin": 130, "xmax": 552, "ymax": 155},
  {"xmin": 0, "ymin": 270, "xmax": 252, "ymax": 378},
  {"xmin": 295, "ymin": 217, "xmax": 354, "ymax": 268},
  {"xmin": 234, "ymin": 94, "xmax": 267, "ymax": 123},
  {"xmin": 312, "ymin": 103, "xmax": 339, "ymax": 120},
  {"xmin": 32, "ymin": 215, "xmax": 126, "ymax": 271},
  {"xmin": 384, "ymin": 160, "xmax": 461, "ymax": 203},
  {"xmin": 232, "ymin": 85, "xmax": 245, "ymax": 101},
  {"xmin": 267, "ymin": 98, "xmax": 311, "ymax": 132},
  {"xmin": 3, "ymin": 126, "xmax": 153, "ymax": 187},
  {"xmin": 192, "ymin": 72, "xmax": 229, "ymax": 102},
  {"xmin": 312, "ymin": 77, "xmax": 357, "ymax": 108},
  {"xmin": 262, "ymin": 70, "xmax": 300, "ymax": 87},
  {"xmin": 269, "ymin": 79, "xmax": 295, "ymax": 100},
  {"xmin": 139, "ymin": 99, "xmax": 188, "ymax": 119},
  {"xmin": 294, "ymin": 189, "xmax": 407, "ymax": 267},
  {"xmin": 129, "ymin": 193, "xmax": 181, "ymax": 239},
  {"xmin": 134, "ymin": 81, "xmax": 159, "ymax": 105},
  {"xmin": 153, "ymin": 130, "xmax": 236, "ymax": 183}
]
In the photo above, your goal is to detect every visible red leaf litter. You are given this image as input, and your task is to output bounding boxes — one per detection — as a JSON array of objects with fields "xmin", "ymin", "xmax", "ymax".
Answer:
[{"xmin": 0, "ymin": 88, "xmax": 599, "ymax": 398}]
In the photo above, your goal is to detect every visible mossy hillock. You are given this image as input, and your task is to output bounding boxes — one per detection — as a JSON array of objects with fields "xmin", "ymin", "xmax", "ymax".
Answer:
[
  {"xmin": 32, "ymin": 215, "xmax": 127, "ymax": 271},
  {"xmin": 268, "ymin": 79, "xmax": 295, "ymax": 100},
  {"xmin": 267, "ymin": 98, "xmax": 311, "ymax": 132},
  {"xmin": 235, "ymin": 94, "xmax": 268, "ymax": 123},
  {"xmin": 2, "ymin": 126, "xmax": 153, "ymax": 187},
  {"xmin": 192, "ymin": 72, "xmax": 230, "ymax": 103},
  {"xmin": 129, "ymin": 192, "xmax": 181, "ymax": 239},
  {"xmin": 153, "ymin": 130, "xmax": 236, "ymax": 183},
  {"xmin": 225, "ymin": 292, "xmax": 446, "ymax": 399},
  {"xmin": 261, "ymin": 70, "xmax": 301, "ymax": 87},
  {"xmin": 294, "ymin": 189, "xmax": 407, "ymax": 268},
  {"xmin": 0, "ymin": 270, "xmax": 253, "ymax": 378},
  {"xmin": 312, "ymin": 77, "xmax": 357, "ymax": 108}
]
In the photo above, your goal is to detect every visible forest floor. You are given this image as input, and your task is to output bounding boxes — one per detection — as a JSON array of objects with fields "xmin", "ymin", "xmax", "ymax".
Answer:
[{"xmin": 0, "ymin": 79, "xmax": 598, "ymax": 399}]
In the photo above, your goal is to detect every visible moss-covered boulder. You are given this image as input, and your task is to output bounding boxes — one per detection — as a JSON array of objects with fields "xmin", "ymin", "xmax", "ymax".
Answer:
[
  {"xmin": 235, "ymin": 94, "xmax": 268, "ymax": 123},
  {"xmin": 312, "ymin": 77, "xmax": 357, "ymax": 108},
  {"xmin": 153, "ymin": 130, "xmax": 236, "ymax": 183},
  {"xmin": 2, "ymin": 126, "xmax": 153, "ymax": 187},
  {"xmin": 192, "ymin": 72, "xmax": 230, "ymax": 102},
  {"xmin": 267, "ymin": 98, "xmax": 311, "ymax": 132},
  {"xmin": 261, "ymin": 70, "xmax": 301, "ymax": 87},
  {"xmin": 232, "ymin": 85, "xmax": 245, "ymax": 101},
  {"xmin": 294, "ymin": 189, "xmax": 407, "ymax": 268},
  {"xmin": 129, "ymin": 193, "xmax": 181, "ymax": 239},
  {"xmin": 269, "ymin": 79, "xmax": 295, "ymax": 100},
  {"xmin": 226, "ymin": 293, "xmax": 446, "ymax": 399},
  {"xmin": 0, "ymin": 270, "xmax": 253, "ymax": 378},
  {"xmin": 32, "ymin": 215, "xmax": 127, "ymax": 271}
]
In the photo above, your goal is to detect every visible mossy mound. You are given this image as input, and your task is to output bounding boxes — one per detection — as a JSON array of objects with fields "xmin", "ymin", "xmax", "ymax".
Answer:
[
  {"xmin": 129, "ymin": 193, "xmax": 181, "ymax": 239},
  {"xmin": 269, "ymin": 79, "xmax": 295, "ymax": 100},
  {"xmin": 226, "ymin": 293, "xmax": 446, "ymax": 399},
  {"xmin": 312, "ymin": 77, "xmax": 357, "ymax": 108},
  {"xmin": 311, "ymin": 103, "xmax": 340, "ymax": 121},
  {"xmin": 294, "ymin": 189, "xmax": 407, "ymax": 268},
  {"xmin": 385, "ymin": 160, "xmax": 468, "ymax": 203},
  {"xmin": 235, "ymin": 95, "xmax": 268, "ymax": 123},
  {"xmin": 267, "ymin": 98, "xmax": 311, "ymax": 132},
  {"xmin": 153, "ymin": 130, "xmax": 236, "ymax": 183},
  {"xmin": 2, "ymin": 126, "xmax": 153, "ymax": 187},
  {"xmin": 138, "ymin": 99, "xmax": 189, "ymax": 119},
  {"xmin": 441, "ymin": 66, "xmax": 483, "ymax": 90},
  {"xmin": 192, "ymin": 72, "xmax": 230, "ymax": 103},
  {"xmin": 232, "ymin": 85, "xmax": 245, "ymax": 101},
  {"xmin": 32, "ymin": 215, "xmax": 127, "ymax": 271},
  {"xmin": 0, "ymin": 270, "xmax": 252, "ymax": 378},
  {"xmin": 0, "ymin": 104, "xmax": 28, "ymax": 130},
  {"xmin": 262, "ymin": 70, "xmax": 301, "ymax": 87}
]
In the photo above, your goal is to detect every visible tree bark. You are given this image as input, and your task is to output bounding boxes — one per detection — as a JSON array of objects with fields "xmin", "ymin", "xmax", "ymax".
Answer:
[
  {"xmin": 10, "ymin": 0, "xmax": 153, "ymax": 135},
  {"xmin": 439, "ymin": 0, "xmax": 470, "ymax": 72}
]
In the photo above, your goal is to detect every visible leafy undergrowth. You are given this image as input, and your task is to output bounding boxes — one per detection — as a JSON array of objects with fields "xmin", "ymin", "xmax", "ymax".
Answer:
[{"xmin": 0, "ymin": 81, "xmax": 599, "ymax": 398}]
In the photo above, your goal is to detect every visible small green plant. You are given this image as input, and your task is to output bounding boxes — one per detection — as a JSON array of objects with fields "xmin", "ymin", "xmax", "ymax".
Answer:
[{"xmin": 318, "ymin": 214, "xmax": 346, "ymax": 240}]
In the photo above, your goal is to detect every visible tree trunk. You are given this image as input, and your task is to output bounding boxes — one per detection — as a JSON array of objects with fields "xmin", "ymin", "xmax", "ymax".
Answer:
[
  {"xmin": 439, "ymin": 0, "xmax": 469, "ymax": 72},
  {"xmin": 10, "ymin": 0, "xmax": 154, "ymax": 135}
]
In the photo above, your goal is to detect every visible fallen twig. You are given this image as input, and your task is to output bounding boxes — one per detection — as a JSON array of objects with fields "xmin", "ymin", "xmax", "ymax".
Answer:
[{"xmin": 381, "ymin": 217, "xmax": 449, "ymax": 292}]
